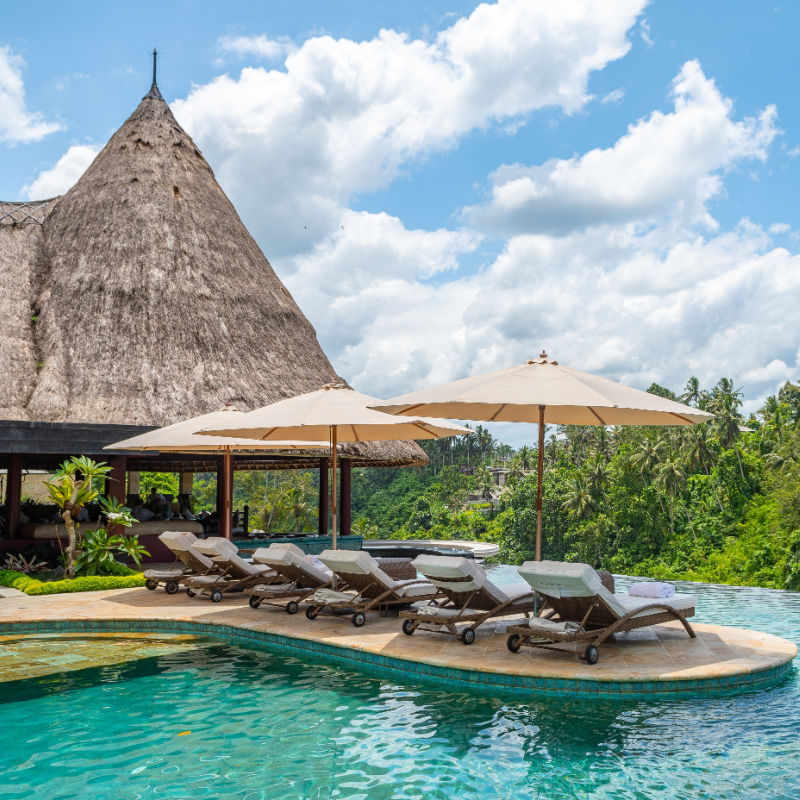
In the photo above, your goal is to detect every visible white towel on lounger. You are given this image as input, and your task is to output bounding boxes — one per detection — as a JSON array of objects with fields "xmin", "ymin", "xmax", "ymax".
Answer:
[{"xmin": 628, "ymin": 581, "xmax": 675, "ymax": 598}]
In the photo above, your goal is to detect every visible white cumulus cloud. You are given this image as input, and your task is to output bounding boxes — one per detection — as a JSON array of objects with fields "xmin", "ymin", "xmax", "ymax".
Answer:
[
  {"xmin": 0, "ymin": 45, "xmax": 63, "ymax": 144},
  {"xmin": 173, "ymin": 0, "xmax": 645, "ymax": 259},
  {"xmin": 218, "ymin": 34, "xmax": 295, "ymax": 61},
  {"xmin": 467, "ymin": 61, "xmax": 779, "ymax": 237},
  {"xmin": 23, "ymin": 144, "xmax": 99, "ymax": 198}
]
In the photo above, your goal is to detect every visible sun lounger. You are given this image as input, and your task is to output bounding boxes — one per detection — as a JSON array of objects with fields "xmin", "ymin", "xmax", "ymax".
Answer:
[
  {"xmin": 247, "ymin": 543, "xmax": 333, "ymax": 614},
  {"xmin": 505, "ymin": 560, "xmax": 696, "ymax": 663},
  {"xmin": 398, "ymin": 555, "xmax": 537, "ymax": 644},
  {"xmin": 305, "ymin": 549, "xmax": 436, "ymax": 627},
  {"xmin": 183, "ymin": 538, "xmax": 276, "ymax": 602},
  {"xmin": 143, "ymin": 531, "xmax": 215, "ymax": 594}
]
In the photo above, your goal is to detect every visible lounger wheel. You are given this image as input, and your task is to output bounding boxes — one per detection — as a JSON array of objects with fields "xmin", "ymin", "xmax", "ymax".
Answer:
[
  {"xmin": 145, "ymin": 579, "xmax": 158, "ymax": 591},
  {"xmin": 305, "ymin": 605, "xmax": 320, "ymax": 620},
  {"xmin": 186, "ymin": 588, "xmax": 196, "ymax": 597},
  {"xmin": 584, "ymin": 645, "xmax": 599, "ymax": 665},
  {"xmin": 210, "ymin": 590, "xmax": 223, "ymax": 603},
  {"xmin": 351, "ymin": 612, "xmax": 366, "ymax": 628},
  {"xmin": 401, "ymin": 619, "xmax": 418, "ymax": 636},
  {"xmin": 506, "ymin": 634, "xmax": 522, "ymax": 653},
  {"xmin": 460, "ymin": 628, "xmax": 476, "ymax": 645},
  {"xmin": 248, "ymin": 595, "xmax": 262, "ymax": 609},
  {"xmin": 165, "ymin": 581, "xmax": 179, "ymax": 595},
  {"xmin": 285, "ymin": 601, "xmax": 299, "ymax": 615}
]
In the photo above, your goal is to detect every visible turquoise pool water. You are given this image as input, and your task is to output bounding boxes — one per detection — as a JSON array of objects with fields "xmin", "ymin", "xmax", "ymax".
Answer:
[{"xmin": 1, "ymin": 578, "xmax": 799, "ymax": 799}]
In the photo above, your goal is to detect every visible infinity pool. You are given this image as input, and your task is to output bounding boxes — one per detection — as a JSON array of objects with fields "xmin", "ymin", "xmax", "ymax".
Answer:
[{"xmin": 1, "ymin": 578, "xmax": 798, "ymax": 799}]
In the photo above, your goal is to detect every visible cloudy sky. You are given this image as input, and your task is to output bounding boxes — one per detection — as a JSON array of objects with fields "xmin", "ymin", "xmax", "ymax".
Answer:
[{"xmin": 2, "ymin": 1, "xmax": 799, "ymax": 443}]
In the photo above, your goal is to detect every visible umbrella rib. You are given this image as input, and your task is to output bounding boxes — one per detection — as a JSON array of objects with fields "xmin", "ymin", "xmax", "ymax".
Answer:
[
  {"xmin": 671, "ymin": 413, "xmax": 695, "ymax": 425},
  {"xmin": 488, "ymin": 404, "xmax": 507, "ymax": 422},
  {"xmin": 587, "ymin": 407, "xmax": 607, "ymax": 425}
]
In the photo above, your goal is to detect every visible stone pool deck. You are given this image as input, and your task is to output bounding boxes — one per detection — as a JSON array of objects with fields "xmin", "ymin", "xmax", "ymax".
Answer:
[{"xmin": 0, "ymin": 586, "xmax": 795, "ymax": 699}]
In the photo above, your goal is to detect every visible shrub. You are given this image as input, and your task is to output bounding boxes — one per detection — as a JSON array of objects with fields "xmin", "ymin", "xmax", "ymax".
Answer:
[{"xmin": 0, "ymin": 568, "xmax": 145, "ymax": 595}]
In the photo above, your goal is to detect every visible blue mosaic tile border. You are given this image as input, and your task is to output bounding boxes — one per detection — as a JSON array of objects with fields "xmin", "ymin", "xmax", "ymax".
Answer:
[{"xmin": 1, "ymin": 618, "xmax": 794, "ymax": 700}]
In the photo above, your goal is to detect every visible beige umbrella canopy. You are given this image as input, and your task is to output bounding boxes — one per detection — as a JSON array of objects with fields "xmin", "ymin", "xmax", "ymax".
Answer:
[
  {"xmin": 105, "ymin": 406, "xmax": 328, "ymax": 538},
  {"xmin": 200, "ymin": 383, "xmax": 470, "ymax": 548},
  {"xmin": 374, "ymin": 353, "xmax": 714, "ymax": 559}
]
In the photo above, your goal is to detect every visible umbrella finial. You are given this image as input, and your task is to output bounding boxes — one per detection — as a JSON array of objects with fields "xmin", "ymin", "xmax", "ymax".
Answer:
[{"xmin": 323, "ymin": 381, "xmax": 347, "ymax": 391}]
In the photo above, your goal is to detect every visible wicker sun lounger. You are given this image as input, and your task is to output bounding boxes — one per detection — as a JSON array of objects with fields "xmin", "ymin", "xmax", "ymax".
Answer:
[
  {"xmin": 305, "ymin": 549, "xmax": 437, "ymax": 627},
  {"xmin": 143, "ymin": 531, "xmax": 215, "ymax": 594},
  {"xmin": 183, "ymin": 538, "xmax": 276, "ymax": 602},
  {"xmin": 248, "ymin": 543, "xmax": 333, "ymax": 614},
  {"xmin": 399, "ymin": 555, "xmax": 537, "ymax": 645},
  {"xmin": 505, "ymin": 561, "xmax": 696, "ymax": 664}
]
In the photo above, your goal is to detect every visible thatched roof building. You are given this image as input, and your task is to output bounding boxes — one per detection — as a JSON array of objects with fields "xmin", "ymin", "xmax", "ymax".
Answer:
[{"xmin": 0, "ymin": 72, "xmax": 425, "ymax": 540}]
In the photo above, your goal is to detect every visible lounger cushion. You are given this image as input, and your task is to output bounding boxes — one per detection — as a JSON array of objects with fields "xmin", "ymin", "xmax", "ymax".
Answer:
[
  {"xmin": 518, "ymin": 560, "xmax": 696, "ymax": 621},
  {"xmin": 252, "ymin": 544, "xmax": 331, "ymax": 585},
  {"xmin": 394, "ymin": 578, "xmax": 437, "ymax": 599},
  {"xmin": 411, "ymin": 554, "xmax": 510, "ymax": 605},
  {"xmin": 319, "ymin": 549, "xmax": 397, "ymax": 588},
  {"xmin": 160, "ymin": 531, "xmax": 214, "ymax": 570},
  {"xmin": 143, "ymin": 567, "xmax": 185, "ymax": 580},
  {"xmin": 252, "ymin": 542, "xmax": 306, "ymax": 565},
  {"xmin": 615, "ymin": 592, "xmax": 695, "ymax": 617}
]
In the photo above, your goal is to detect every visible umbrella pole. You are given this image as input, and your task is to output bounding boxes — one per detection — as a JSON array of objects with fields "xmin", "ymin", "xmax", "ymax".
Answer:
[
  {"xmin": 222, "ymin": 445, "xmax": 233, "ymax": 540},
  {"xmin": 535, "ymin": 405, "xmax": 545, "ymax": 561},
  {"xmin": 330, "ymin": 426, "xmax": 338, "ymax": 550}
]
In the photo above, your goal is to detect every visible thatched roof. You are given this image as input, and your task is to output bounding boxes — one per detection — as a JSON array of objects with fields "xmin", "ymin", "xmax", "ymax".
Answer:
[{"xmin": 0, "ymin": 87, "xmax": 426, "ymax": 468}]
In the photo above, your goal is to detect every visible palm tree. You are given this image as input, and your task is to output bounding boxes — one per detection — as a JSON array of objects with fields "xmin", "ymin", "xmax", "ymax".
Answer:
[
  {"xmin": 654, "ymin": 458, "xmax": 686, "ymax": 534},
  {"xmin": 682, "ymin": 424, "xmax": 723, "ymax": 512},
  {"xmin": 680, "ymin": 376, "xmax": 702, "ymax": 407},
  {"xmin": 561, "ymin": 477, "xmax": 597, "ymax": 520},
  {"xmin": 630, "ymin": 437, "xmax": 666, "ymax": 480},
  {"xmin": 711, "ymin": 378, "xmax": 744, "ymax": 449},
  {"xmin": 517, "ymin": 445, "xmax": 534, "ymax": 470}
]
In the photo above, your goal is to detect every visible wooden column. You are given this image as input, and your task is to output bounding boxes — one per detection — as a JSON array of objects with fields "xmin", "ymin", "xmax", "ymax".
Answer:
[
  {"xmin": 107, "ymin": 456, "xmax": 127, "ymax": 504},
  {"xmin": 179, "ymin": 471, "xmax": 193, "ymax": 495},
  {"xmin": 4, "ymin": 454, "xmax": 22, "ymax": 539},
  {"xmin": 220, "ymin": 448, "xmax": 233, "ymax": 540},
  {"xmin": 318, "ymin": 457, "xmax": 329, "ymax": 536},
  {"xmin": 340, "ymin": 458, "xmax": 352, "ymax": 537},
  {"xmin": 128, "ymin": 471, "xmax": 140, "ymax": 493},
  {"xmin": 215, "ymin": 456, "xmax": 224, "ymax": 527}
]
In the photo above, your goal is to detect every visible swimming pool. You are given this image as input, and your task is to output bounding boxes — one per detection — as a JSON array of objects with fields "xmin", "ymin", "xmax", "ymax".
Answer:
[{"xmin": 1, "ymin": 578, "xmax": 798, "ymax": 799}]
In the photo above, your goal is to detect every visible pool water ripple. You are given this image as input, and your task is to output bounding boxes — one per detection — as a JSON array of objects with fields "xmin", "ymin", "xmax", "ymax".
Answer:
[{"xmin": 1, "ymin": 578, "xmax": 799, "ymax": 799}]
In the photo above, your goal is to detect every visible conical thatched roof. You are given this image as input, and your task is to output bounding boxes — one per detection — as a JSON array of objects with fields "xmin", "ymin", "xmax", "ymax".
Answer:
[{"xmin": 0, "ymin": 87, "xmax": 426, "ymax": 468}]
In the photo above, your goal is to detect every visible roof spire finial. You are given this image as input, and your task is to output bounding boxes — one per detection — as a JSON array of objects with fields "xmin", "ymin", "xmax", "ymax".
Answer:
[{"xmin": 144, "ymin": 47, "xmax": 164, "ymax": 101}]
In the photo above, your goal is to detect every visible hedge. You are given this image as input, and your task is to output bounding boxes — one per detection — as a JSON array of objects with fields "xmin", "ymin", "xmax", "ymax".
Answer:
[{"xmin": 0, "ymin": 569, "xmax": 146, "ymax": 595}]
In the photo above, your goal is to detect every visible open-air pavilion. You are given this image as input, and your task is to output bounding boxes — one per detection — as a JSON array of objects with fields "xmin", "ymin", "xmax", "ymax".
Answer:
[{"xmin": 0, "ymin": 73, "xmax": 426, "ymax": 558}]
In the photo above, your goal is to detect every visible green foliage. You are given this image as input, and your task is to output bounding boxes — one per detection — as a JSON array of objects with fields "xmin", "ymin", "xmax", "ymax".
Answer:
[
  {"xmin": 0, "ymin": 568, "xmax": 145, "ymax": 594},
  {"xmin": 73, "ymin": 529, "xmax": 150, "ymax": 576},
  {"xmin": 346, "ymin": 377, "xmax": 800, "ymax": 590},
  {"xmin": 138, "ymin": 472, "xmax": 179, "ymax": 497}
]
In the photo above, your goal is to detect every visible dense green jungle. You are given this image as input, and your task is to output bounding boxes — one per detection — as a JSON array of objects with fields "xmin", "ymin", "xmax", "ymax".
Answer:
[{"xmin": 143, "ymin": 377, "xmax": 800, "ymax": 590}]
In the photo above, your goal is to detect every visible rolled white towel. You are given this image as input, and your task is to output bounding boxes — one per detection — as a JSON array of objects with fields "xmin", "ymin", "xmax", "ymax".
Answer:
[{"xmin": 628, "ymin": 581, "xmax": 675, "ymax": 598}]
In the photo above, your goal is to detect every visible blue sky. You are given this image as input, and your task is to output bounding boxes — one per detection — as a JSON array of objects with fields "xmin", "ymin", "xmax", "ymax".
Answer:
[{"xmin": 2, "ymin": 1, "xmax": 799, "ymax": 444}]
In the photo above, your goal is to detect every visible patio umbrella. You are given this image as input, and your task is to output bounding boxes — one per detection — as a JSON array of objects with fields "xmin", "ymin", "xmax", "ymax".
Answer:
[
  {"xmin": 199, "ymin": 383, "xmax": 470, "ymax": 548},
  {"xmin": 373, "ymin": 353, "xmax": 714, "ymax": 560},
  {"xmin": 105, "ymin": 406, "xmax": 328, "ymax": 538}
]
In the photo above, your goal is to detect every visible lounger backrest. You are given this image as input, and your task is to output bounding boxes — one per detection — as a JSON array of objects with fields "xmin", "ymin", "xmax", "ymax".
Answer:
[
  {"xmin": 518, "ymin": 560, "xmax": 627, "ymax": 620},
  {"xmin": 412, "ymin": 554, "xmax": 509, "ymax": 609},
  {"xmin": 192, "ymin": 537, "xmax": 263, "ymax": 577},
  {"xmin": 319, "ymin": 549, "xmax": 398, "ymax": 595},
  {"xmin": 252, "ymin": 543, "xmax": 330, "ymax": 587},
  {"xmin": 159, "ymin": 531, "xmax": 214, "ymax": 571}
]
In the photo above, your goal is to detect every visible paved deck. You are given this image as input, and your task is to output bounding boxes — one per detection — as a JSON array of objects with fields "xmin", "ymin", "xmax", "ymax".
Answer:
[{"xmin": 0, "ymin": 587, "xmax": 795, "ymax": 697}]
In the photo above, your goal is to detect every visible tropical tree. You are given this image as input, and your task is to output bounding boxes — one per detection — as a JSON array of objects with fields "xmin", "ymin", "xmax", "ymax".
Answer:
[
  {"xmin": 561, "ymin": 476, "xmax": 597, "ymax": 521},
  {"xmin": 654, "ymin": 458, "xmax": 687, "ymax": 534},
  {"xmin": 46, "ymin": 456, "xmax": 112, "ymax": 577}
]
